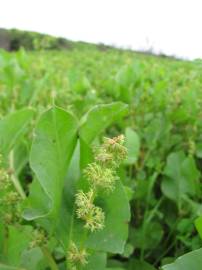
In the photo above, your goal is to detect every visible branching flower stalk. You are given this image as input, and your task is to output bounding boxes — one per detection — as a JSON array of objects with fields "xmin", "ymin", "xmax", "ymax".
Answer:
[{"xmin": 67, "ymin": 135, "xmax": 127, "ymax": 269}]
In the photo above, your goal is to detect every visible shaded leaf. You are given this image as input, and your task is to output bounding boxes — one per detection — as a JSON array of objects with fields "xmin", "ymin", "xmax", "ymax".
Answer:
[
  {"xmin": 161, "ymin": 152, "xmax": 200, "ymax": 204},
  {"xmin": 21, "ymin": 247, "xmax": 44, "ymax": 270},
  {"xmin": 162, "ymin": 248, "xmax": 202, "ymax": 270},
  {"xmin": 6, "ymin": 225, "xmax": 32, "ymax": 266},
  {"xmin": 83, "ymin": 251, "xmax": 106, "ymax": 270},
  {"xmin": 127, "ymin": 259, "xmax": 156, "ymax": 270},
  {"xmin": 24, "ymin": 107, "xmax": 78, "ymax": 223}
]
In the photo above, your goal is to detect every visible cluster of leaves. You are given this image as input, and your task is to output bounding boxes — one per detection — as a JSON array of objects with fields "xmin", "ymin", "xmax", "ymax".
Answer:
[{"xmin": 1, "ymin": 44, "xmax": 202, "ymax": 269}]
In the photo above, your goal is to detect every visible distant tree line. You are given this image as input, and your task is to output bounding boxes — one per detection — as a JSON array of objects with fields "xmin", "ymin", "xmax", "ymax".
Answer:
[
  {"xmin": 0, "ymin": 28, "xmax": 76, "ymax": 51},
  {"xmin": 0, "ymin": 28, "xmax": 113, "ymax": 52}
]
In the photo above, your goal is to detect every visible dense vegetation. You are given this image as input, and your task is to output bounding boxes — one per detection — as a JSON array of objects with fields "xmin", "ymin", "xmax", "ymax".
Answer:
[{"xmin": 0, "ymin": 42, "xmax": 202, "ymax": 270}]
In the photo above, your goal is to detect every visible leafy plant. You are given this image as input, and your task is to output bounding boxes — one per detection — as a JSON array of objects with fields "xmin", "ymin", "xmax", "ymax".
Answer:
[
  {"xmin": 0, "ymin": 103, "xmax": 130, "ymax": 269},
  {"xmin": 1, "ymin": 42, "xmax": 202, "ymax": 269}
]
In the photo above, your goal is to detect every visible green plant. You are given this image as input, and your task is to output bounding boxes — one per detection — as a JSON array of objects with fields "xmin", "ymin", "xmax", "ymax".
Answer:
[
  {"xmin": 0, "ymin": 103, "xmax": 130, "ymax": 269},
  {"xmin": 1, "ymin": 41, "xmax": 202, "ymax": 269}
]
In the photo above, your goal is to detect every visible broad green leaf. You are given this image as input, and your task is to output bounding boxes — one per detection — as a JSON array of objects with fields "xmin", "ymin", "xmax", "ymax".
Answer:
[
  {"xmin": 161, "ymin": 248, "xmax": 202, "ymax": 270},
  {"xmin": 79, "ymin": 102, "xmax": 128, "ymax": 143},
  {"xmin": 0, "ymin": 265, "xmax": 25, "ymax": 270},
  {"xmin": 127, "ymin": 259, "xmax": 156, "ymax": 270},
  {"xmin": 20, "ymin": 248, "xmax": 45, "ymax": 270},
  {"xmin": 107, "ymin": 268, "xmax": 125, "ymax": 270},
  {"xmin": 24, "ymin": 107, "xmax": 78, "ymax": 222},
  {"xmin": 129, "ymin": 221, "xmax": 163, "ymax": 250},
  {"xmin": 56, "ymin": 139, "xmax": 130, "ymax": 254},
  {"xmin": 107, "ymin": 258, "xmax": 126, "ymax": 269},
  {"xmin": 161, "ymin": 152, "xmax": 200, "ymax": 204},
  {"xmin": 115, "ymin": 65, "xmax": 136, "ymax": 103},
  {"xmin": 13, "ymin": 140, "xmax": 29, "ymax": 175},
  {"xmin": 23, "ymin": 178, "xmax": 51, "ymax": 220},
  {"xmin": 55, "ymin": 140, "xmax": 81, "ymax": 247},
  {"xmin": 6, "ymin": 225, "xmax": 32, "ymax": 266},
  {"xmin": 86, "ymin": 180, "xmax": 130, "ymax": 254},
  {"xmin": 0, "ymin": 108, "xmax": 34, "ymax": 154},
  {"xmin": 125, "ymin": 127, "xmax": 140, "ymax": 164},
  {"xmin": 83, "ymin": 252, "xmax": 106, "ymax": 270},
  {"xmin": 195, "ymin": 216, "xmax": 202, "ymax": 239},
  {"xmin": 79, "ymin": 137, "xmax": 94, "ymax": 169}
]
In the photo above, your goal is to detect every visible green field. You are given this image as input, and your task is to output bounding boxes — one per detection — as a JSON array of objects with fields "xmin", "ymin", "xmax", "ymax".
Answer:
[{"xmin": 1, "ymin": 44, "xmax": 202, "ymax": 270}]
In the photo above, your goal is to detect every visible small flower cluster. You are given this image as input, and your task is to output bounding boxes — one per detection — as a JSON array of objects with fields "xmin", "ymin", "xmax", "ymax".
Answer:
[
  {"xmin": 84, "ymin": 163, "xmax": 116, "ymax": 192},
  {"xmin": 67, "ymin": 241, "xmax": 88, "ymax": 270},
  {"xmin": 97, "ymin": 135, "xmax": 127, "ymax": 168},
  {"xmin": 68, "ymin": 135, "xmax": 127, "ymax": 269},
  {"xmin": 0, "ymin": 158, "xmax": 10, "ymax": 191},
  {"xmin": 75, "ymin": 135, "xmax": 127, "ymax": 232},
  {"xmin": 29, "ymin": 228, "xmax": 48, "ymax": 249},
  {"xmin": 75, "ymin": 190, "xmax": 105, "ymax": 232},
  {"xmin": 84, "ymin": 135, "xmax": 127, "ymax": 193},
  {"xmin": 0, "ymin": 154, "xmax": 21, "ymax": 224},
  {"xmin": 188, "ymin": 139, "xmax": 196, "ymax": 156}
]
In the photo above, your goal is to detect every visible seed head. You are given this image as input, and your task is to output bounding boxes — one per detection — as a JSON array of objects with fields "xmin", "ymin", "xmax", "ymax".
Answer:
[
  {"xmin": 0, "ymin": 168, "xmax": 11, "ymax": 191},
  {"xmin": 75, "ymin": 190, "xmax": 94, "ymax": 219},
  {"xmin": 75, "ymin": 189, "xmax": 105, "ymax": 232},
  {"xmin": 84, "ymin": 163, "xmax": 116, "ymax": 192},
  {"xmin": 29, "ymin": 229, "xmax": 47, "ymax": 248},
  {"xmin": 84, "ymin": 205, "xmax": 105, "ymax": 232},
  {"xmin": 102, "ymin": 135, "xmax": 127, "ymax": 167},
  {"xmin": 67, "ymin": 242, "xmax": 88, "ymax": 269},
  {"xmin": 0, "ymin": 154, "xmax": 12, "ymax": 191},
  {"xmin": 3, "ymin": 191, "xmax": 20, "ymax": 206}
]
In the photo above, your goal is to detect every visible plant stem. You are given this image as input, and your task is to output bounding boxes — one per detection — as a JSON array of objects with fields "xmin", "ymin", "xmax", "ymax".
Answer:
[
  {"xmin": 153, "ymin": 239, "xmax": 177, "ymax": 266},
  {"xmin": 145, "ymin": 197, "xmax": 164, "ymax": 225},
  {"xmin": 41, "ymin": 246, "xmax": 59, "ymax": 270}
]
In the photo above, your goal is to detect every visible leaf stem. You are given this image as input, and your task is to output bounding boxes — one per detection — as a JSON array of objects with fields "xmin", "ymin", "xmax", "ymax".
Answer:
[
  {"xmin": 153, "ymin": 239, "xmax": 177, "ymax": 266},
  {"xmin": 9, "ymin": 150, "xmax": 26, "ymax": 199},
  {"xmin": 41, "ymin": 246, "xmax": 59, "ymax": 270}
]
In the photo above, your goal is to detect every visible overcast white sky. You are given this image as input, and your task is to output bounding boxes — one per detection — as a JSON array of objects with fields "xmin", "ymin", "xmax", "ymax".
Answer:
[{"xmin": 1, "ymin": 0, "xmax": 202, "ymax": 59}]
